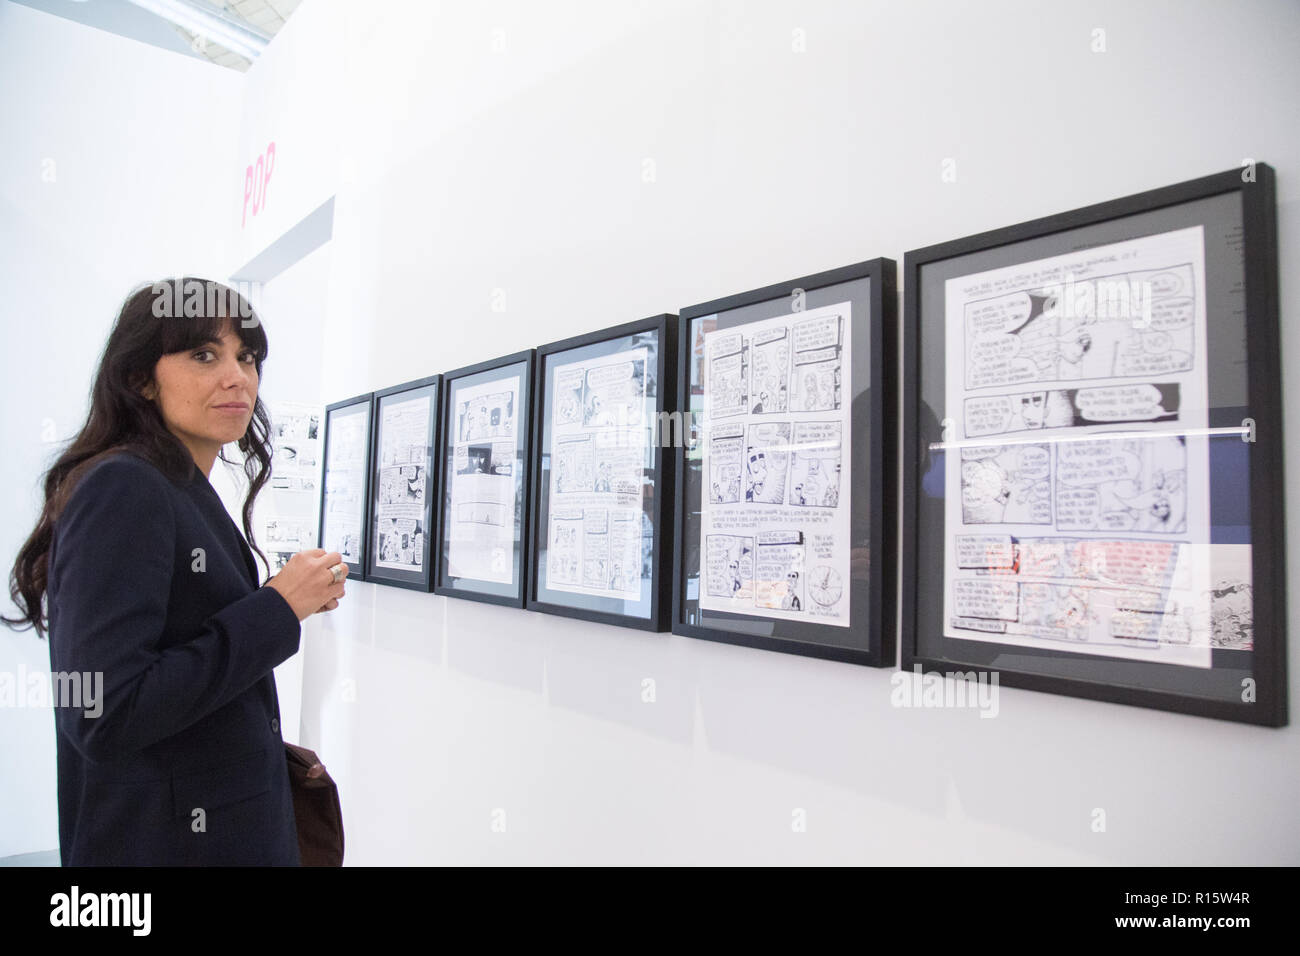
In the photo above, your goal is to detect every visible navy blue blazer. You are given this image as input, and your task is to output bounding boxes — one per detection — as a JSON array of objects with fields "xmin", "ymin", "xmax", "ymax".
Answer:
[{"xmin": 46, "ymin": 451, "xmax": 303, "ymax": 865}]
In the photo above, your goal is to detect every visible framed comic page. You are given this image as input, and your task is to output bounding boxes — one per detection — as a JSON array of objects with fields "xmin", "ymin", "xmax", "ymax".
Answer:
[
  {"xmin": 673, "ymin": 259, "xmax": 897, "ymax": 666},
  {"xmin": 319, "ymin": 392, "xmax": 375, "ymax": 583},
  {"xmin": 434, "ymin": 350, "xmax": 535, "ymax": 607},
  {"xmin": 364, "ymin": 375, "xmax": 440, "ymax": 591},
  {"xmin": 902, "ymin": 163, "xmax": 1285, "ymax": 725},
  {"xmin": 528, "ymin": 315, "xmax": 676, "ymax": 631}
]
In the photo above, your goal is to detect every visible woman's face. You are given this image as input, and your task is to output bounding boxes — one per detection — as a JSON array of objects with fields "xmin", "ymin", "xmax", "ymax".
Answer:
[{"xmin": 143, "ymin": 323, "xmax": 258, "ymax": 465}]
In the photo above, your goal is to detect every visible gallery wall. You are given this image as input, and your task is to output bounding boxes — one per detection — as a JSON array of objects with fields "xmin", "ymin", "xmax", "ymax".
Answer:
[
  {"xmin": 237, "ymin": 0, "xmax": 1300, "ymax": 864},
  {"xmin": 0, "ymin": 2, "xmax": 244, "ymax": 857},
  {"xmin": 4, "ymin": 0, "xmax": 1299, "ymax": 863}
]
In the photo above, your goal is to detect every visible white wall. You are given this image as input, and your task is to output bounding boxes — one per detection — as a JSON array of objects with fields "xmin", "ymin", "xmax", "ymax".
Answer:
[
  {"xmin": 6, "ymin": 0, "xmax": 1300, "ymax": 864},
  {"xmin": 244, "ymin": 0, "xmax": 1300, "ymax": 865},
  {"xmin": 0, "ymin": 2, "xmax": 244, "ymax": 856}
]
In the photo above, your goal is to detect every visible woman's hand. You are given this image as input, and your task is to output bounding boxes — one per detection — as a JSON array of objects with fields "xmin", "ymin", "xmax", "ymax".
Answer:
[{"xmin": 266, "ymin": 549, "xmax": 348, "ymax": 621}]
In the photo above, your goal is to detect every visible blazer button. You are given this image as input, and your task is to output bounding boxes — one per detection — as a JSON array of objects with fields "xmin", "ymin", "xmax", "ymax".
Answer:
[{"xmin": 270, "ymin": 717, "xmax": 280, "ymax": 734}]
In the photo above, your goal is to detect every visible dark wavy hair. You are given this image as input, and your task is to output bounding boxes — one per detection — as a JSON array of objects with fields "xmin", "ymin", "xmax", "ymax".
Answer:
[{"xmin": 4, "ymin": 277, "xmax": 277, "ymax": 637}]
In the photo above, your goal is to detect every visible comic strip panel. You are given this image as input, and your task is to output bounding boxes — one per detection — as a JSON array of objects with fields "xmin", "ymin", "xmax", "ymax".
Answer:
[
  {"xmin": 708, "ymin": 424, "xmax": 744, "ymax": 504},
  {"xmin": 547, "ymin": 510, "xmax": 582, "ymax": 586},
  {"xmin": 705, "ymin": 533, "xmax": 755, "ymax": 600},
  {"xmin": 744, "ymin": 421, "xmax": 792, "ymax": 504},
  {"xmin": 790, "ymin": 313, "xmax": 843, "ymax": 412},
  {"xmin": 707, "ymin": 330, "xmax": 748, "ymax": 420},
  {"xmin": 963, "ymin": 264, "xmax": 1196, "ymax": 390},
  {"xmin": 960, "ymin": 443, "xmax": 1053, "ymax": 525},
  {"xmin": 583, "ymin": 357, "xmax": 646, "ymax": 427},
  {"xmin": 787, "ymin": 421, "xmax": 842, "ymax": 508},
  {"xmin": 376, "ymin": 517, "xmax": 424, "ymax": 568},
  {"xmin": 457, "ymin": 389, "xmax": 516, "ymax": 442},
  {"xmin": 1055, "ymin": 434, "xmax": 1187, "ymax": 534},
  {"xmin": 749, "ymin": 327, "xmax": 790, "ymax": 414},
  {"xmin": 754, "ymin": 530, "xmax": 806, "ymax": 612},
  {"xmin": 554, "ymin": 367, "xmax": 585, "ymax": 426},
  {"xmin": 964, "ymin": 382, "xmax": 1180, "ymax": 438},
  {"xmin": 455, "ymin": 442, "xmax": 513, "ymax": 478}
]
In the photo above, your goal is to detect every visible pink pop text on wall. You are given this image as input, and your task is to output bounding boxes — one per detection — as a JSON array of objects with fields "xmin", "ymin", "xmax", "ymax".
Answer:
[{"xmin": 242, "ymin": 142, "xmax": 276, "ymax": 228}]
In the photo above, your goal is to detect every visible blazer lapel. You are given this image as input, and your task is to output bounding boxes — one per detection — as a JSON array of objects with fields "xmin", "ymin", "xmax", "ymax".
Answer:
[
  {"xmin": 190, "ymin": 466, "xmax": 261, "ymax": 587},
  {"xmin": 230, "ymin": 518, "xmax": 259, "ymax": 587}
]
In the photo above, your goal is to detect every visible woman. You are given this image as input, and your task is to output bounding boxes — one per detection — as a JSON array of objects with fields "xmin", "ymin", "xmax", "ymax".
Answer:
[{"xmin": 3, "ymin": 277, "xmax": 348, "ymax": 865}]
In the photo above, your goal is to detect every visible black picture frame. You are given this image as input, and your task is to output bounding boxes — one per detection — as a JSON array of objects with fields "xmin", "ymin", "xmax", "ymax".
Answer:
[
  {"xmin": 902, "ymin": 163, "xmax": 1285, "ymax": 725},
  {"xmin": 319, "ymin": 392, "xmax": 376, "ymax": 583},
  {"xmin": 434, "ymin": 350, "xmax": 536, "ymax": 607},
  {"xmin": 672, "ymin": 259, "xmax": 897, "ymax": 666},
  {"xmin": 363, "ymin": 375, "xmax": 440, "ymax": 591},
  {"xmin": 527, "ymin": 315, "xmax": 676, "ymax": 631}
]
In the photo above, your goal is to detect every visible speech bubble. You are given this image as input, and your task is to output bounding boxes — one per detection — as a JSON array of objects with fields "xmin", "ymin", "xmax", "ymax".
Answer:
[
  {"xmin": 1029, "ymin": 489, "xmax": 1053, "ymax": 524},
  {"xmin": 1149, "ymin": 296, "xmax": 1193, "ymax": 331},
  {"xmin": 961, "ymin": 444, "xmax": 1006, "ymax": 461},
  {"xmin": 953, "ymin": 579, "xmax": 1019, "ymax": 621},
  {"xmin": 792, "ymin": 315, "xmax": 840, "ymax": 350},
  {"xmin": 1147, "ymin": 270, "xmax": 1185, "ymax": 296},
  {"xmin": 967, "ymin": 293, "xmax": 1034, "ymax": 335},
  {"xmin": 955, "ymin": 534, "xmax": 1015, "ymax": 569},
  {"xmin": 1098, "ymin": 509, "xmax": 1138, "ymax": 531},
  {"xmin": 1141, "ymin": 330, "xmax": 1173, "ymax": 353},
  {"xmin": 965, "ymin": 396, "xmax": 1014, "ymax": 437},
  {"xmin": 969, "ymin": 335, "xmax": 1020, "ymax": 367},
  {"xmin": 1055, "ymin": 487, "xmax": 1100, "ymax": 530},
  {"xmin": 587, "ymin": 363, "xmax": 635, "ymax": 388},
  {"xmin": 1057, "ymin": 441, "xmax": 1140, "ymax": 484},
  {"xmin": 1018, "ymin": 445, "xmax": 1051, "ymax": 481},
  {"xmin": 1116, "ymin": 349, "xmax": 1192, "ymax": 376},
  {"xmin": 1075, "ymin": 384, "xmax": 1170, "ymax": 421}
]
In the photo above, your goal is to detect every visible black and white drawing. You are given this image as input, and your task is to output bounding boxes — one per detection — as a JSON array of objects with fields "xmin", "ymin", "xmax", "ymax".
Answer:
[
  {"xmin": 744, "ymin": 422, "xmax": 791, "ymax": 504},
  {"xmin": 457, "ymin": 443, "xmax": 512, "ymax": 477},
  {"xmin": 583, "ymin": 356, "xmax": 646, "ymax": 428},
  {"xmin": 962, "ymin": 264, "xmax": 1196, "ymax": 390},
  {"xmin": 706, "ymin": 330, "xmax": 747, "ymax": 420},
  {"xmin": 790, "ymin": 312, "xmax": 843, "ymax": 412},
  {"xmin": 698, "ymin": 301, "xmax": 853, "ymax": 626},
  {"xmin": 808, "ymin": 566, "xmax": 843, "ymax": 609},
  {"xmin": 749, "ymin": 327, "xmax": 790, "ymax": 414},
  {"xmin": 960, "ymin": 443, "xmax": 1053, "ymax": 525},
  {"xmin": 943, "ymin": 225, "xmax": 1213, "ymax": 666},
  {"xmin": 754, "ymin": 530, "xmax": 805, "ymax": 612},
  {"xmin": 446, "ymin": 374, "xmax": 521, "ymax": 585},
  {"xmin": 457, "ymin": 389, "xmax": 515, "ymax": 441},
  {"xmin": 1211, "ymin": 579, "xmax": 1253, "ymax": 649},
  {"xmin": 554, "ymin": 367, "xmax": 585, "ymax": 426},
  {"xmin": 270, "ymin": 401, "xmax": 322, "ymax": 495},
  {"xmin": 964, "ymin": 382, "xmax": 1180, "ymax": 438},
  {"xmin": 264, "ymin": 516, "xmax": 316, "ymax": 577},
  {"xmin": 787, "ymin": 421, "xmax": 842, "ymax": 508},
  {"xmin": 705, "ymin": 534, "xmax": 754, "ymax": 600},
  {"xmin": 373, "ymin": 394, "xmax": 431, "ymax": 573},
  {"xmin": 708, "ymin": 424, "xmax": 744, "ymax": 504},
  {"xmin": 377, "ymin": 516, "xmax": 424, "ymax": 568},
  {"xmin": 544, "ymin": 347, "xmax": 649, "ymax": 599},
  {"xmin": 322, "ymin": 403, "xmax": 368, "ymax": 566}
]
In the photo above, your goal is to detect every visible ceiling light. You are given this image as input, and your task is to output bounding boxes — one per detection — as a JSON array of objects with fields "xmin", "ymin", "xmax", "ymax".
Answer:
[{"xmin": 124, "ymin": 0, "xmax": 271, "ymax": 61}]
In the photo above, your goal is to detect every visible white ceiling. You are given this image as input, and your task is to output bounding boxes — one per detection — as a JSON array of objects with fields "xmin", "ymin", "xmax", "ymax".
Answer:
[{"xmin": 8, "ymin": 0, "xmax": 302, "ymax": 71}]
